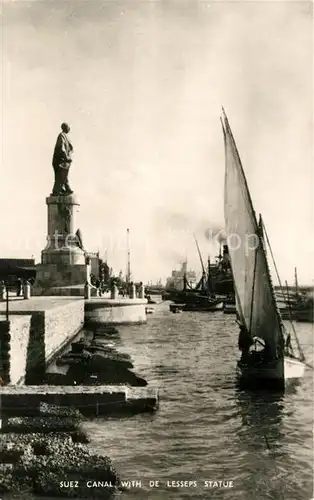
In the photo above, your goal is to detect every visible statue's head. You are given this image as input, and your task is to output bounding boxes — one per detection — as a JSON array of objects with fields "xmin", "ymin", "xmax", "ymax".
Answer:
[{"xmin": 61, "ymin": 122, "xmax": 70, "ymax": 133}]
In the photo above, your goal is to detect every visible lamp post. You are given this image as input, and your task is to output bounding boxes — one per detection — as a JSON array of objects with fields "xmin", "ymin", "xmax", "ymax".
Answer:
[{"xmin": 5, "ymin": 282, "xmax": 9, "ymax": 321}]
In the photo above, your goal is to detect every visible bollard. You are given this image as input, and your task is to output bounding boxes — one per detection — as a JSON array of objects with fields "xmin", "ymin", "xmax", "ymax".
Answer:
[
  {"xmin": 85, "ymin": 257, "xmax": 92, "ymax": 284},
  {"xmin": 23, "ymin": 281, "xmax": 31, "ymax": 300},
  {"xmin": 138, "ymin": 282, "xmax": 145, "ymax": 299},
  {"xmin": 0, "ymin": 283, "xmax": 5, "ymax": 301},
  {"xmin": 129, "ymin": 283, "xmax": 136, "ymax": 299},
  {"xmin": 110, "ymin": 284, "xmax": 118, "ymax": 300},
  {"xmin": 84, "ymin": 282, "xmax": 91, "ymax": 300}
]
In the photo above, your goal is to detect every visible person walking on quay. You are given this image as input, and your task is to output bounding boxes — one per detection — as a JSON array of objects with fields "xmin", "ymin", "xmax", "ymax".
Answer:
[
  {"xmin": 16, "ymin": 278, "xmax": 22, "ymax": 297},
  {"xmin": 95, "ymin": 278, "xmax": 101, "ymax": 296}
]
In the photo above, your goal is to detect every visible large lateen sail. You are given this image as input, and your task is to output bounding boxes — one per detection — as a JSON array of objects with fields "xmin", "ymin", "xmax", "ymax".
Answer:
[{"xmin": 222, "ymin": 111, "xmax": 284, "ymax": 358}]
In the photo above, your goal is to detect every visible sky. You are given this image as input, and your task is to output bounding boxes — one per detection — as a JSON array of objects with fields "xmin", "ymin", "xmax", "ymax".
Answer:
[{"xmin": 1, "ymin": 0, "xmax": 313, "ymax": 284}]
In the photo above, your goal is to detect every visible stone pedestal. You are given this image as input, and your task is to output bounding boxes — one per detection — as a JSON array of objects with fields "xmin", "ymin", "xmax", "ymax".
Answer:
[
  {"xmin": 33, "ymin": 194, "xmax": 87, "ymax": 295},
  {"xmin": 41, "ymin": 194, "xmax": 85, "ymax": 266},
  {"xmin": 84, "ymin": 298, "xmax": 148, "ymax": 325}
]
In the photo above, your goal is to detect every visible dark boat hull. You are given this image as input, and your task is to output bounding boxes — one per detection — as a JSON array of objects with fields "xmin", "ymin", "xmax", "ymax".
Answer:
[
  {"xmin": 279, "ymin": 307, "xmax": 314, "ymax": 323},
  {"xmin": 236, "ymin": 355, "xmax": 305, "ymax": 391},
  {"xmin": 182, "ymin": 301, "xmax": 224, "ymax": 312},
  {"xmin": 294, "ymin": 309, "xmax": 314, "ymax": 322},
  {"xmin": 223, "ymin": 305, "xmax": 236, "ymax": 314}
]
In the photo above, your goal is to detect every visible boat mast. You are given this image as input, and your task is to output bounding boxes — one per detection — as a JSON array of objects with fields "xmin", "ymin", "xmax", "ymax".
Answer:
[
  {"xmin": 285, "ymin": 280, "xmax": 305, "ymax": 361},
  {"xmin": 258, "ymin": 215, "xmax": 286, "ymax": 339},
  {"xmin": 193, "ymin": 233, "xmax": 206, "ymax": 291},
  {"xmin": 261, "ymin": 217, "xmax": 305, "ymax": 360},
  {"xmin": 248, "ymin": 219, "xmax": 259, "ymax": 335}
]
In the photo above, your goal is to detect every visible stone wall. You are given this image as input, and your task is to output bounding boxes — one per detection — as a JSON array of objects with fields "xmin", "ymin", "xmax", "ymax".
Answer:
[
  {"xmin": 9, "ymin": 316, "xmax": 32, "ymax": 384},
  {"xmin": 25, "ymin": 300, "xmax": 84, "ymax": 384},
  {"xmin": 0, "ymin": 320, "xmax": 11, "ymax": 384},
  {"xmin": 0, "ymin": 299, "xmax": 84, "ymax": 385},
  {"xmin": 44, "ymin": 299, "xmax": 85, "ymax": 364}
]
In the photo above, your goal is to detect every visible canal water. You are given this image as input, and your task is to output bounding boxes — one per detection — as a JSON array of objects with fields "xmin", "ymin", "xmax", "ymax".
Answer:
[{"xmin": 83, "ymin": 300, "xmax": 313, "ymax": 500}]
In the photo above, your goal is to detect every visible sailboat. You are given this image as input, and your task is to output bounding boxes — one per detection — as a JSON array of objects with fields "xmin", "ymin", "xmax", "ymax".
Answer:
[
  {"xmin": 279, "ymin": 268, "xmax": 314, "ymax": 323},
  {"xmin": 221, "ymin": 109, "xmax": 306, "ymax": 390}
]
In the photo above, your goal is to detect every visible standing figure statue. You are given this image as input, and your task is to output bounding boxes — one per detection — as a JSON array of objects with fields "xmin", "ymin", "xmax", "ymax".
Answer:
[
  {"xmin": 52, "ymin": 122, "xmax": 74, "ymax": 195},
  {"xmin": 58, "ymin": 204, "xmax": 72, "ymax": 233}
]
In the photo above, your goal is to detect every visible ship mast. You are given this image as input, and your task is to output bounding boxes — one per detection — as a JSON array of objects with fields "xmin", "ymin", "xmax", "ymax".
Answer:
[
  {"xmin": 126, "ymin": 228, "xmax": 131, "ymax": 284},
  {"xmin": 294, "ymin": 267, "xmax": 299, "ymax": 298},
  {"xmin": 207, "ymin": 256, "xmax": 211, "ymax": 293}
]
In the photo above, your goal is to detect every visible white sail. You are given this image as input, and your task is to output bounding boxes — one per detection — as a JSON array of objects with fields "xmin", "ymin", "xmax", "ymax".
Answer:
[{"xmin": 222, "ymin": 112, "xmax": 284, "ymax": 358}]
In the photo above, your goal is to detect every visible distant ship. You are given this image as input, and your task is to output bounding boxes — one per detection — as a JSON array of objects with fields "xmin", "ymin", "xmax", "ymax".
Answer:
[
  {"xmin": 208, "ymin": 244, "xmax": 234, "ymax": 295},
  {"xmin": 162, "ymin": 239, "xmax": 234, "ymax": 313},
  {"xmin": 165, "ymin": 261, "xmax": 197, "ymax": 291},
  {"xmin": 163, "ymin": 244, "xmax": 234, "ymax": 300},
  {"xmin": 145, "ymin": 279, "xmax": 165, "ymax": 296}
]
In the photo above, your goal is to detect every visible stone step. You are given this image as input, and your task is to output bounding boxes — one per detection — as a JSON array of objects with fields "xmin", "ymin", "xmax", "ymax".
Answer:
[{"xmin": 0, "ymin": 385, "xmax": 159, "ymax": 417}]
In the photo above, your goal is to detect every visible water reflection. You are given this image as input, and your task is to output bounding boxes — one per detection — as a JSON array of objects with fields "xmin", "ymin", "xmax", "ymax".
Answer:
[
  {"xmin": 236, "ymin": 389, "xmax": 285, "ymax": 446},
  {"xmin": 235, "ymin": 387, "xmax": 314, "ymax": 500}
]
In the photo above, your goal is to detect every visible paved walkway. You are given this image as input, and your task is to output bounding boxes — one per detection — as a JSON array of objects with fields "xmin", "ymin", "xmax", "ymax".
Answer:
[{"xmin": 0, "ymin": 296, "xmax": 83, "ymax": 313}]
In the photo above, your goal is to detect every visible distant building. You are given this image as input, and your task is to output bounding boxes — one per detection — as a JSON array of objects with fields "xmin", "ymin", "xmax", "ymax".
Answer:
[
  {"xmin": 85, "ymin": 252, "xmax": 110, "ymax": 281},
  {"xmin": 86, "ymin": 252, "xmax": 101, "ymax": 278},
  {"xmin": 166, "ymin": 262, "xmax": 197, "ymax": 291}
]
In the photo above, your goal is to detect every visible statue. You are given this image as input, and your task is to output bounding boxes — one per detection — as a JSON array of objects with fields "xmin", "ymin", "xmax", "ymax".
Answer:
[
  {"xmin": 76, "ymin": 229, "xmax": 84, "ymax": 250},
  {"xmin": 52, "ymin": 122, "xmax": 74, "ymax": 195},
  {"xmin": 58, "ymin": 204, "xmax": 72, "ymax": 233}
]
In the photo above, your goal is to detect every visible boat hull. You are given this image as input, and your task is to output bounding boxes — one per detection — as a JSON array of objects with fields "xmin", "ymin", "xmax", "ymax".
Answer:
[
  {"xmin": 169, "ymin": 303, "xmax": 185, "ymax": 313},
  {"xmin": 145, "ymin": 307, "xmax": 155, "ymax": 315},
  {"xmin": 182, "ymin": 301, "xmax": 224, "ymax": 312},
  {"xmin": 223, "ymin": 305, "xmax": 236, "ymax": 314},
  {"xmin": 236, "ymin": 355, "xmax": 305, "ymax": 390},
  {"xmin": 284, "ymin": 356, "xmax": 306, "ymax": 378},
  {"xmin": 294, "ymin": 309, "xmax": 314, "ymax": 323},
  {"xmin": 279, "ymin": 307, "xmax": 314, "ymax": 323}
]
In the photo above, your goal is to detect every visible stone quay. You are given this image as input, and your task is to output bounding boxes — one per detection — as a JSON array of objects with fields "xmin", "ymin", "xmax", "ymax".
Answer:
[
  {"xmin": 0, "ymin": 183, "xmax": 149, "ymax": 383},
  {"xmin": 0, "ymin": 385, "xmax": 159, "ymax": 417},
  {"xmin": 85, "ymin": 297, "xmax": 148, "ymax": 326}
]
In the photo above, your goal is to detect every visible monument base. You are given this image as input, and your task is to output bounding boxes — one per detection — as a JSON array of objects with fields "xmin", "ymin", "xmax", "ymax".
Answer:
[
  {"xmin": 33, "ymin": 192, "xmax": 91, "ymax": 296},
  {"xmin": 41, "ymin": 246, "xmax": 85, "ymax": 266},
  {"xmin": 33, "ymin": 263, "xmax": 88, "ymax": 295}
]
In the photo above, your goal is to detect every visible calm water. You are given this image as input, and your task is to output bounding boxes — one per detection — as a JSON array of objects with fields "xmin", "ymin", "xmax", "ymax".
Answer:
[{"xmin": 83, "ymin": 301, "xmax": 314, "ymax": 500}]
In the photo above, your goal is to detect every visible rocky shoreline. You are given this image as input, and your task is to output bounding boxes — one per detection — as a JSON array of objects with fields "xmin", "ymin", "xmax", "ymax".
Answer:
[
  {"xmin": 0, "ymin": 327, "xmax": 157, "ymax": 497},
  {"xmin": 46, "ymin": 330, "xmax": 148, "ymax": 387},
  {"xmin": 0, "ymin": 403, "xmax": 122, "ymax": 498}
]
